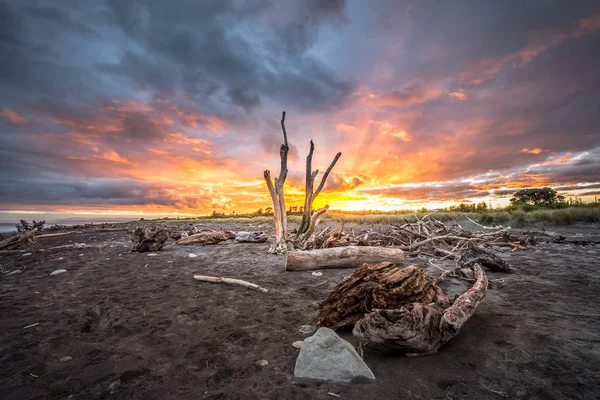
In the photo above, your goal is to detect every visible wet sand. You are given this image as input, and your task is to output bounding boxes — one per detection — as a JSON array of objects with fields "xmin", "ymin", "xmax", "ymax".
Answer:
[{"xmin": 1, "ymin": 222, "xmax": 599, "ymax": 399}]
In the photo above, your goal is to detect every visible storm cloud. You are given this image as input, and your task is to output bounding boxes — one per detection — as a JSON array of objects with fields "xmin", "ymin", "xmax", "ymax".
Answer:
[{"xmin": 0, "ymin": 0, "xmax": 599, "ymax": 213}]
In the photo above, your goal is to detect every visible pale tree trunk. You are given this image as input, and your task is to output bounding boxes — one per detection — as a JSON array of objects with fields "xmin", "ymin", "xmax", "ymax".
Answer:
[
  {"xmin": 296, "ymin": 142, "xmax": 341, "ymax": 242},
  {"xmin": 264, "ymin": 112, "xmax": 290, "ymax": 254}
]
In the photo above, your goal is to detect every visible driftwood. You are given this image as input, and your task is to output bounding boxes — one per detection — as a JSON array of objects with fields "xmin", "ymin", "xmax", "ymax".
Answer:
[
  {"xmin": 353, "ymin": 263, "xmax": 488, "ymax": 355},
  {"xmin": 131, "ymin": 227, "xmax": 169, "ymax": 252},
  {"xmin": 317, "ymin": 243, "xmax": 505, "ymax": 355},
  {"xmin": 0, "ymin": 232, "xmax": 38, "ymax": 251},
  {"xmin": 35, "ymin": 231, "xmax": 77, "ymax": 239},
  {"xmin": 285, "ymin": 246, "xmax": 405, "ymax": 271},
  {"xmin": 16, "ymin": 220, "xmax": 45, "ymax": 233},
  {"xmin": 193, "ymin": 275, "xmax": 268, "ymax": 293},
  {"xmin": 235, "ymin": 231, "xmax": 268, "ymax": 243},
  {"xmin": 317, "ymin": 263, "xmax": 449, "ymax": 330},
  {"xmin": 176, "ymin": 230, "xmax": 235, "ymax": 245},
  {"xmin": 455, "ymin": 246, "xmax": 512, "ymax": 272}
]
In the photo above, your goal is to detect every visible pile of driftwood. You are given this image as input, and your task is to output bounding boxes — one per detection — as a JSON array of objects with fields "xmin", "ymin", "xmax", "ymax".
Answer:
[
  {"xmin": 304, "ymin": 214, "xmax": 534, "ymax": 256},
  {"xmin": 130, "ymin": 227, "xmax": 268, "ymax": 252},
  {"xmin": 316, "ymin": 246, "xmax": 511, "ymax": 355}
]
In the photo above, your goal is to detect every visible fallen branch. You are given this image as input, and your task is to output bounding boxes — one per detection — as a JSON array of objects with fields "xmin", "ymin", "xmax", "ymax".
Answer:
[
  {"xmin": 193, "ymin": 275, "xmax": 268, "ymax": 293},
  {"xmin": 35, "ymin": 231, "xmax": 78, "ymax": 239},
  {"xmin": 285, "ymin": 246, "xmax": 405, "ymax": 271}
]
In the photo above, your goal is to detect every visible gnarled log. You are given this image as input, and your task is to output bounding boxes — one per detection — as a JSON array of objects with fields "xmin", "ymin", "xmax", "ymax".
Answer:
[
  {"xmin": 317, "ymin": 262, "xmax": 448, "ymax": 330},
  {"xmin": 455, "ymin": 246, "xmax": 511, "ymax": 272},
  {"xmin": 285, "ymin": 246, "xmax": 405, "ymax": 271},
  {"xmin": 176, "ymin": 230, "xmax": 235, "ymax": 246},
  {"xmin": 131, "ymin": 227, "xmax": 169, "ymax": 252},
  {"xmin": 353, "ymin": 263, "xmax": 488, "ymax": 355},
  {"xmin": 0, "ymin": 232, "xmax": 38, "ymax": 251}
]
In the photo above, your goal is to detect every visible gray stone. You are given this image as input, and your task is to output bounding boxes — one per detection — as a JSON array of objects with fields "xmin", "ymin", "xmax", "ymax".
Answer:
[
  {"xmin": 294, "ymin": 327, "xmax": 375, "ymax": 383},
  {"xmin": 50, "ymin": 269, "xmax": 67, "ymax": 276},
  {"xmin": 59, "ymin": 356, "xmax": 72, "ymax": 362},
  {"xmin": 255, "ymin": 359, "xmax": 269, "ymax": 367}
]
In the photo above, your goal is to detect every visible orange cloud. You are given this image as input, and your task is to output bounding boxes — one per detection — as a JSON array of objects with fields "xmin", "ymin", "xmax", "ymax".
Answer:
[
  {"xmin": 335, "ymin": 123, "xmax": 357, "ymax": 133},
  {"xmin": 521, "ymin": 148, "xmax": 550, "ymax": 155},
  {"xmin": 1, "ymin": 109, "xmax": 29, "ymax": 124}
]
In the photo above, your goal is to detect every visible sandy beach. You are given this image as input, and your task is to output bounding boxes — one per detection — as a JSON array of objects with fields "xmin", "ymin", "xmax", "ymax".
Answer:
[{"xmin": 1, "ymin": 222, "xmax": 599, "ymax": 399}]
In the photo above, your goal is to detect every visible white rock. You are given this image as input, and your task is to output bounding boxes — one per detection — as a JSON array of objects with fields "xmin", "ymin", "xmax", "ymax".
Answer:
[
  {"xmin": 189, "ymin": 253, "xmax": 198, "ymax": 258},
  {"xmin": 311, "ymin": 272, "xmax": 323, "ymax": 277},
  {"xmin": 299, "ymin": 325, "xmax": 316, "ymax": 334},
  {"xmin": 23, "ymin": 253, "xmax": 32, "ymax": 257},
  {"xmin": 59, "ymin": 356, "xmax": 72, "ymax": 362},
  {"xmin": 255, "ymin": 359, "xmax": 269, "ymax": 367},
  {"xmin": 50, "ymin": 269, "xmax": 67, "ymax": 276},
  {"xmin": 292, "ymin": 340, "xmax": 304, "ymax": 349},
  {"xmin": 294, "ymin": 327, "xmax": 375, "ymax": 383}
]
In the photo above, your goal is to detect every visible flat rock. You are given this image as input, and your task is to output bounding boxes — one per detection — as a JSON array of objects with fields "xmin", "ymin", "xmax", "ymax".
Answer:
[
  {"xmin": 50, "ymin": 269, "xmax": 67, "ymax": 276},
  {"xmin": 294, "ymin": 327, "xmax": 375, "ymax": 383}
]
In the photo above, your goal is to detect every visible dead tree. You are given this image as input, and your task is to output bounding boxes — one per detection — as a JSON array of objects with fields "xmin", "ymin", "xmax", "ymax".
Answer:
[
  {"xmin": 263, "ymin": 112, "xmax": 290, "ymax": 254},
  {"xmin": 263, "ymin": 111, "xmax": 341, "ymax": 253},
  {"xmin": 295, "ymin": 140, "xmax": 341, "ymax": 243}
]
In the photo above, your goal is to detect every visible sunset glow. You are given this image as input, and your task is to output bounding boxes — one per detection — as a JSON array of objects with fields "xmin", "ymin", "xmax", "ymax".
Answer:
[{"xmin": 1, "ymin": 1, "xmax": 599, "ymax": 220}]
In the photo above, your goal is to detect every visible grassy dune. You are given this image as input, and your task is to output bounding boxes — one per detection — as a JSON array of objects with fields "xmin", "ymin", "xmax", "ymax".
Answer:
[{"xmin": 145, "ymin": 205, "xmax": 600, "ymax": 226}]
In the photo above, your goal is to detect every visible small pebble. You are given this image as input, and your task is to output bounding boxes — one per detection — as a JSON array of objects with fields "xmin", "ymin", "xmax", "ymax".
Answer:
[
  {"xmin": 79, "ymin": 254, "xmax": 84, "ymax": 257},
  {"xmin": 255, "ymin": 359, "xmax": 269, "ymax": 367},
  {"xmin": 108, "ymin": 381, "xmax": 120, "ymax": 394},
  {"xmin": 59, "ymin": 356, "xmax": 72, "ymax": 362},
  {"xmin": 311, "ymin": 271, "xmax": 323, "ymax": 277},
  {"xmin": 147, "ymin": 253, "xmax": 158, "ymax": 257},
  {"xmin": 50, "ymin": 269, "xmax": 67, "ymax": 276},
  {"xmin": 292, "ymin": 341, "xmax": 304, "ymax": 349},
  {"xmin": 23, "ymin": 253, "xmax": 32, "ymax": 257},
  {"xmin": 189, "ymin": 254, "xmax": 198, "ymax": 258},
  {"xmin": 299, "ymin": 325, "xmax": 316, "ymax": 334},
  {"xmin": 57, "ymin": 257, "xmax": 64, "ymax": 260}
]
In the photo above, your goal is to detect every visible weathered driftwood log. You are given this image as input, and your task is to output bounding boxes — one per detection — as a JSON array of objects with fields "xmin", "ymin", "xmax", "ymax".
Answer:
[
  {"xmin": 0, "ymin": 232, "xmax": 38, "ymax": 251},
  {"xmin": 235, "ymin": 231, "xmax": 268, "ymax": 243},
  {"xmin": 176, "ymin": 230, "xmax": 235, "ymax": 246},
  {"xmin": 131, "ymin": 227, "xmax": 169, "ymax": 252},
  {"xmin": 285, "ymin": 246, "xmax": 405, "ymax": 271},
  {"xmin": 317, "ymin": 263, "xmax": 449, "ymax": 330},
  {"xmin": 455, "ymin": 246, "xmax": 511, "ymax": 272},
  {"xmin": 353, "ymin": 263, "xmax": 488, "ymax": 355},
  {"xmin": 193, "ymin": 275, "xmax": 268, "ymax": 293}
]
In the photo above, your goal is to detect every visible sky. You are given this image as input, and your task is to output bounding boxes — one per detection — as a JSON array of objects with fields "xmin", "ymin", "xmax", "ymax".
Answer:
[{"xmin": 1, "ymin": 0, "xmax": 599, "ymax": 220}]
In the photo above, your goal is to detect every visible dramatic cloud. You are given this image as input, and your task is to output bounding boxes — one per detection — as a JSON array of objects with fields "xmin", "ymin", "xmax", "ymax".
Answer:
[{"xmin": 0, "ymin": 0, "xmax": 599, "ymax": 217}]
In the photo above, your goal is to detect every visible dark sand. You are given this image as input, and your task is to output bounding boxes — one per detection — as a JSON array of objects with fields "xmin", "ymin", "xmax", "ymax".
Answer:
[{"xmin": 1, "ymin": 222, "xmax": 599, "ymax": 399}]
